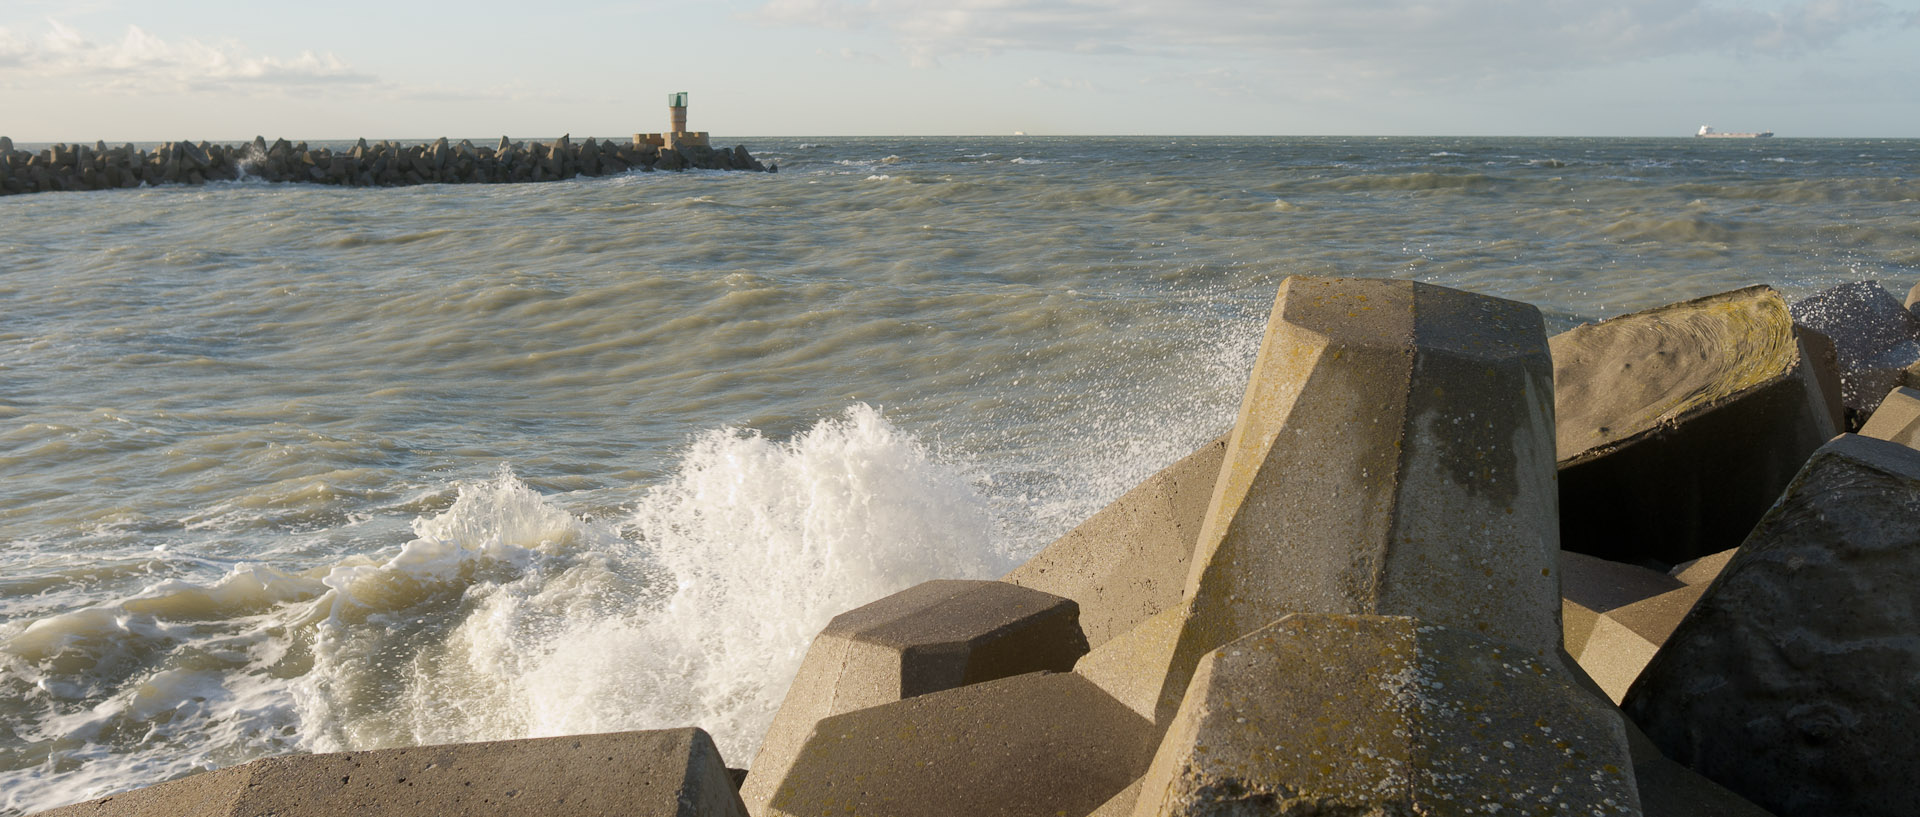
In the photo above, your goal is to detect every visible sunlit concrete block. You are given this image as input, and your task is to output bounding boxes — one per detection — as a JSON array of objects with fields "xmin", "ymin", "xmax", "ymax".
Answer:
[
  {"xmin": 1858, "ymin": 385, "xmax": 1920, "ymax": 449},
  {"xmin": 1129, "ymin": 614, "xmax": 1639, "ymax": 817},
  {"xmin": 764, "ymin": 672, "xmax": 1153, "ymax": 817},
  {"xmin": 34, "ymin": 729, "xmax": 745, "ymax": 817},
  {"xmin": 1560, "ymin": 549, "xmax": 1685, "ymax": 659},
  {"xmin": 1003, "ymin": 434, "xmax": 1229, "ymax": 649},
  {"xmin": 741, "ymin": 580, "xmax": 1088, "ymax": 814},
  {"xmin": 1554, "ymin": 285, "xmax": 1841, "ymax": 565},
  {"xmin": 1080, "ymin": 277, "xmax": 1561, "ymax": 725}
]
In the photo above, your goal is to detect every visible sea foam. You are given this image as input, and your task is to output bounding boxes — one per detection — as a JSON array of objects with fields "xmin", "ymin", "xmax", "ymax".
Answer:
[{"xmin": 0, "ymin": 404, "xmax": 1000, "ymax": 813}]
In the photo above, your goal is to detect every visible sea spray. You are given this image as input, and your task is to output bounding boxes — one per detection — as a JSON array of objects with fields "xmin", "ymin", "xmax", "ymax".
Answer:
[
  {"xmin": 295, "ymin": 403, "xmax": 1004, "ymax": 763},
  {"xmin": 1, "ymin": 405, "xmax": 1003, "ymax": 812}
]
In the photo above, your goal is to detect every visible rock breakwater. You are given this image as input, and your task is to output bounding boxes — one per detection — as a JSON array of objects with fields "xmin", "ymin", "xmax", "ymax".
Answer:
[{"xmin": 0, "ymin": 134, "xmax": 768, "ymax": 196}]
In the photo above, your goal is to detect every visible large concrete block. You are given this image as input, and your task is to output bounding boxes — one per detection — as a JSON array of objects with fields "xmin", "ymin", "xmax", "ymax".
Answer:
[
  {"xmin": 1553, "ymin": 286, "xmax": 1841, "ymax": 565},
  {"xmin": 1088, "ymin": 277, "xmax": 1561, "ymax": 725},
  {"xmin": 1790, "ymin": 280, "xmax": 1920, "ymax": 419},
  {"xmin": 1130, "ymin": 614, "xmax": 1639, "ymax": 817},
  {"xmin": 764, "ymin": 672, "xmax": 1154, "ymax": 817},
  {"xmin": 1003, "ymin": 434, "xmax": 1229, "ymax": 649},
  {"xmin": 1623, "ymin": 434, "xmax": 1920, "ymax": 817},
  {"xmin": 741, "ymin": 580, "xmax": 1088, "ymax": 814},
  {"xmin": 1857, "ymin": 385, "xmax": 1920, "ymax": 449},
  {"xmin": 33, "ymin": 729, "xmax": 744, "ymax": 817}
]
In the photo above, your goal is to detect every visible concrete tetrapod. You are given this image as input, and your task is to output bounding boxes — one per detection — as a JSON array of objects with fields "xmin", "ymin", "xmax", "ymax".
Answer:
[
  {"xmin": 1077, "ymin": 276, "xmax": 1562, "ymax": 726},
  {"xmin": 1552, "ymin": 286, "xmax": 1841, "ymax": 565},
  {"xmin": 32, "ymin": 729, "xmax": 745, "ymax": 817},
  {"xmin": 1623, "ymin": 433, "xmax": 1920, "ymax": 817},
  {"xmin": 764, "ymin": 672, "xmax": 1155, "ymax": 817},
  {"xmin": 1559, "ymin": 550, "xmax": 1684, "ymax": 661},
  {"xmin": 1557, "ymin": 551, "xmax": 1719, "ymax": 703},
  {"xmin": 1789, "ymin": 280, "xmax": 1920, "ymax": 420},
  {"xmin": 741, "ymin": 580, "xmax": 1089, "ymax": 815},
  {"xmin": 1004, "ymin": 433, "xmax": 1230, "ymax": 649},
  {"xmin": 1857, "ymin": 385, "xmax": 1920, "ymax": 449},
  {"xmin": 1129, "ymin": 614, "xmax": 1640, "ymax": 817}
]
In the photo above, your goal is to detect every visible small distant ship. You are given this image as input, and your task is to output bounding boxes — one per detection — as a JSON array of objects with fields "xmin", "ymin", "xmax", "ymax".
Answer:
[{"xmin": 1696, "ymin": 125, "xmax": 1773, "ymax": 138}]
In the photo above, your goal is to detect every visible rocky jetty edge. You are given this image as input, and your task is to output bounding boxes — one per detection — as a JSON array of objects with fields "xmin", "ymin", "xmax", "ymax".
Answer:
[
  {"xmin": 34, "ymin": 276, "xmax": 1920, "ymax": 817},
  {"xmin": 0, "ymin": 133, "xmax": 769, "ymax": 196}
]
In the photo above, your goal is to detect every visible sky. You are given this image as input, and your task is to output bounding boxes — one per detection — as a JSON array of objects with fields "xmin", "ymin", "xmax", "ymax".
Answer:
[{"xmin": 2, "ymin": 0, "xmax": 1916, "ymax": 140}]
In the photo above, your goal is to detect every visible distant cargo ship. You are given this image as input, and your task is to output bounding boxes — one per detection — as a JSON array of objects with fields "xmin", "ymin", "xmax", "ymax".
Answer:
[{"xmin": 1696, "ymin": 125, "xmax": 1774, "ymax": 138}]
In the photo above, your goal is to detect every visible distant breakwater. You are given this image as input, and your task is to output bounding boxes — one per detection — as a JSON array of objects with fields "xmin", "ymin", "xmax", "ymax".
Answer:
[{"xmin": 0, "ymin": 134, "xmax": 770, "ymax": 196}]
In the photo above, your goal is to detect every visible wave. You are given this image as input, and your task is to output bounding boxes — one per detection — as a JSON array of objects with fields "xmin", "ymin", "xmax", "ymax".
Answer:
[{"xmin": 0, "ymin": 405, "xmax": 1002, "ymax": 814}]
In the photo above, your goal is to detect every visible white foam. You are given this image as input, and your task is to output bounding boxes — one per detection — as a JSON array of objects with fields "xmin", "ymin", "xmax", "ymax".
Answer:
[{"xmin": 2, "ymin": 405, "xmax": 1005, "ymax": 810}]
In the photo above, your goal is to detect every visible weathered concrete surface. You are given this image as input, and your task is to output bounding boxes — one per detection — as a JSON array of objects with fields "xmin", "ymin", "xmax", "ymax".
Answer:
[
  {"xmin": 765, "ymin": 672, "xmax": 1154, "ymax": 817},
  {"xmin": 1093, "ymin": 277, "xmax": 1561, "ymax": 725},
  {"xmin": 1560, "ymin": 549, "xmax": 1685, "ymax": 659},
  {"xmin": 1003, "ymin": 434, "xmax": 1230, "ymax": 649},
  {"xmin": 1623, "ymin": 434, "xmax": 1920, "ymax": 817},
  {"xmin": 33, "ymin": 729, "xmax": 744, "ymax": 817},
  {"xmin": 1130, "ymin": 615, "xmax": 1639, "ymax": 817},
  {"xmin": 1858, "ymin": 385, "xmax": 1920, "ymax": 449},
  {"xmin": 1790, "ymin": 280, "xmax": 1920, "ymax": 420},
  {"xmin": 742, "ymin": 580, "xmax": 1088, "ymax": 814},
  {"xmin": 1553, "ymin": 286, "xmax": 1841, "ymax": 565}
]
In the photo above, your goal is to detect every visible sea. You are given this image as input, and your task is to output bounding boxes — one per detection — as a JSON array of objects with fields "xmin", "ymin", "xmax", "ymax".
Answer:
[{"xmin": 2, "ymin": 135, "xmax": 1916, "ymax": 813}]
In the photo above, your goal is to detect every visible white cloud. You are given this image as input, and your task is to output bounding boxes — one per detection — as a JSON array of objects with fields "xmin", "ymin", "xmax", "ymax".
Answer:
[
  {"xmin": 0, "ymin": 19, "xmax": 375, "ymax": 93},
  {"xmin": 752, "ymin": 0, "xmax": 1907, "ymax": 82}
]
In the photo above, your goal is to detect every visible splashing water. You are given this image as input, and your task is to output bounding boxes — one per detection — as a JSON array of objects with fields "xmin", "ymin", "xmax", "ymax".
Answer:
[{"xmin": 1, "ymin": 404, "xmax": 1003, "ymax": 813}]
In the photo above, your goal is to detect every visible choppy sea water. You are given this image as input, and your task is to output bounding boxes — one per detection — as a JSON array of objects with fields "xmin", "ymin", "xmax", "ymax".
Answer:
[{"xmin": 2, "ymin": 136, "xmax": 1916, "ymax": 813}]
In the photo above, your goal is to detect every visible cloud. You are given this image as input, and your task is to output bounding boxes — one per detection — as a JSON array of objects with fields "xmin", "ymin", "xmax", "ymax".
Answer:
[
  {"xmin": 752, "ymin": 0, "xmax": 1907, "ymax": 82},
  {"xmin": 1022, "ymin": 76, "xmax": 1099, "ymax": 92},
  {"xmin": 0, "ymin": 19, "xmax": 376, "ymax": 93}
]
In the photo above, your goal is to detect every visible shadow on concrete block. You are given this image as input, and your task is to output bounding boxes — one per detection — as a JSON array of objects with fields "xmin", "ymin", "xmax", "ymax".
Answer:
[
  {"xmin": 1553, "ymin": 285, "xmax": 1841, "ymax": 565},
  {"xmin": 1624, "ymin": 434, "xmax": 1920, "ymax": 817}
]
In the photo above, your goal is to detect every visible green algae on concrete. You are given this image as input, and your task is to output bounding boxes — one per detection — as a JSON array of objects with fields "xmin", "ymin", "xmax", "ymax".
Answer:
[
  {"xmin": 1552, "ymin": 285, "xmax": 1841, "ymax": 565},
  {"xmin": 1130, "ymin": 614, "xmax": 1639, "ymax": 817},
  {"xmin": 1078, "ymin": 277, "xmax": 1562, "ymax": 727}
]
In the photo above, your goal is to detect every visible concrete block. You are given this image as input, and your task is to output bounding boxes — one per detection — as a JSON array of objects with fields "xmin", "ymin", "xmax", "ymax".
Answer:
[
  {"xmin": 741, "ymin": 580, "xmax": 1088, "ymax": 814},
  {"xmin": 1791, "ymin": 280, "xmax": 1920, "ymax": 418},
  {"xmin": 1667, "ymin": 547, "xmax": 1737, "ymax": 585},
  {"xmin": 1578, "ymin": 583, "xmax": 1709, "ymax": 703},
  {"xmin": 33, "ymin": 729, "xmax": 745, "ymax": 817},
  {"xmin": 1623, "ymin": 434, "xmax": 1920, "ymax": 817},
  {"xmin": 1554, "ymin": 285, "xmax": 1841, "ymax": 565},
  {"xmin": 1129, "ymin": 614, "xmax": 1639, "ymax": 817},
  {"xmin": 1560, "ymin": 550, "xmax": 1684, "ymax": 659},
  {"xmin": 764, "ymin": 672, "xmax": 1154, "ymax": 817},
  {"xmin": 1858, "ymin": 385, "xmax": 1920, "ymax": 449},
  {"xmin": 1003, "ymin": 434, "xmax": 1229, "ymax": 648},
  {"xmin": 1100, "ymin": 277, "xmax": 1561, "ymax": 725}
]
